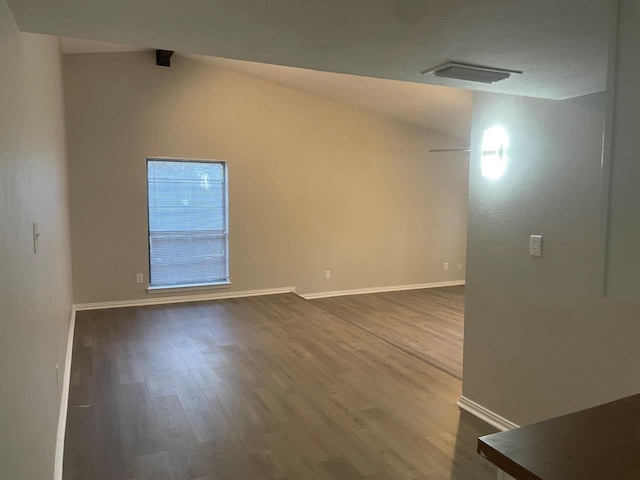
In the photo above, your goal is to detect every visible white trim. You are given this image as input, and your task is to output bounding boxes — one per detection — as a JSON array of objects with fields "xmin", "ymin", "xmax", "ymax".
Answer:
[
  {"xmin": 147, "ymin": 281, "xmax": 231, "ymax": 295},
  {"xmin": 74, "ymin": 286, "xmax": 296, "ymax": 311},
  {"xmin": 54, "ymin": 306, "xmax": 76, "ymax": 480},
  {"xmin": 147, "ymin": 156, "xmax": 227, "ymax": 163},
  {"xmin": 457, "ymin": 395, "xmax": 520, "ymax": 432},
  {"xmin": 298, "ymin": 280, "xmax": 465, "ymax": 300},
  {"xmin": 146, "ymin": 157, "xmax": 231, "ymax": 294}
]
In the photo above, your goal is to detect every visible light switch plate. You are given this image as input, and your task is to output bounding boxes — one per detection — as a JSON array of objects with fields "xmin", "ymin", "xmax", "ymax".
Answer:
[{"xmin": 530, "ymin": 235, "xmax": 543, "ymax": 257}]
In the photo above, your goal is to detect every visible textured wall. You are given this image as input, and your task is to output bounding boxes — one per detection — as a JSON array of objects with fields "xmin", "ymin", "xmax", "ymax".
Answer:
[
  {"xmin": 464, "ymin": 91, "xmax": 640, "ymax": 426},
  {"xmin": 64, "ymin": 52, "xmax": 469, "ymax": 304},
  {"xmin": 605, "ymin": 0, "xmax": 640, "ymax": 303},
  {"xmin": 0, "ymin": 2, "xmax": 73, "ymax": 479}
]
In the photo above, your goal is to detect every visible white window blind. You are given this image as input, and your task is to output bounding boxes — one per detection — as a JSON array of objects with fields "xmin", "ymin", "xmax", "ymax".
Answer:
[{"xmin": 147, "ymin": 159, "xmax": 228, "ymax": 288}]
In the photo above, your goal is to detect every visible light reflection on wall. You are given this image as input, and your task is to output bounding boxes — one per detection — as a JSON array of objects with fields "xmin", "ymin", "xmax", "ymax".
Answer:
[{"xmin": 481, "ymin": 126, "xmax": 509, "ymax": 179}]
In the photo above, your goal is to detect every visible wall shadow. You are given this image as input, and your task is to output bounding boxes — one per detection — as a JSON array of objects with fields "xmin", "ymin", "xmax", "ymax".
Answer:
[{"xmin": 449, "ymin": 410, "xmax": 498, "ymax": 480}]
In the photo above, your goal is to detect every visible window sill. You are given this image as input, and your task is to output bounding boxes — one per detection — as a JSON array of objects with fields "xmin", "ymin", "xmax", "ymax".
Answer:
[{"xmin": 147, "ymin": 281, "xmax": 231, "ymax": 295}]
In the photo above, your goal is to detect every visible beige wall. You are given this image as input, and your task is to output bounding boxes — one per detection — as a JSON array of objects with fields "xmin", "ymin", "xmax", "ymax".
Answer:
[
  {"xmin": 605, "ymin": 0, "xmax": 640, "ymax": 302},
  {"xmin": 0, "ymin": 2, "xmax": 73, "ymax": 479},
  {"xmin": 464, "ymin": 91, "xmax": 640, "ymax": 426},
  {"xmin": 64, "ymin": 52, "xmax": 469, "ymax": 304}
]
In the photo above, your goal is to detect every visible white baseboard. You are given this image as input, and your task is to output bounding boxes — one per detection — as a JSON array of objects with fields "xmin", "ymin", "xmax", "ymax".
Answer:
[
  {"xmin": 298, "ymin": 280, "xmax": 465, "ymax": 300},
  {"xmin": 458, "ymin": 395, "xmax": 520, "ymax": 432},
  {"xmin": 54, "ymin": 306, "xmax": 76, "ymax": 480},
  {"xmin": 73, "ymin": 286, "xmax": 296, "ymax": 311}
]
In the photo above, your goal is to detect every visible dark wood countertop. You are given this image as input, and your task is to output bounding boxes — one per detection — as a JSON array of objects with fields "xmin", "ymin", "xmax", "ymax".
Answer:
[{"xmin": 477, "ymin": 393, "xmax": 640, "ymax": 480}]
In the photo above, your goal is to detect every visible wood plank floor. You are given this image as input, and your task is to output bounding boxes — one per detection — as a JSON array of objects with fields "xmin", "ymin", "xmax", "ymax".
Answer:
[
  {"xmin": 63, "ymin": 293, "xmax": 495, "ymax": 480},
  {"xmin": 312, "ymin": 287, "xmax": 464, "ymax": 379}
]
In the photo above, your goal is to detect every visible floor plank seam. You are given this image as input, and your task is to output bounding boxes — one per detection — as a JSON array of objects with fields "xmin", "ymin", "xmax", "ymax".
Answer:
[{"xmin": 300, "ymin": 294, "xmax": 462, "ymax": 381}]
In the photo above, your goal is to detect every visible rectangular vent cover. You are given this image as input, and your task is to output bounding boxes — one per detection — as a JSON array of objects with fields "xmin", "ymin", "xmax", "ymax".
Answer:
[{"xmin": 422, "ymin": 62, "xmax": 522, "ymax": 84}]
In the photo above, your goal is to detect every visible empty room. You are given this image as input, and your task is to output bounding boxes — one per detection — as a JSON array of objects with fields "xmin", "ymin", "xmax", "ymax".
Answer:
[{"xmin": 3, "ymin": 1, "xmax": 640, "ymax": 480}]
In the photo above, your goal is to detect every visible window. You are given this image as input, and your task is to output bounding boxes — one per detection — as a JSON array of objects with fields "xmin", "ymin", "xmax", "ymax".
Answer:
[{"xmin": 147, "ymin": 158, "xmax": 229, "ymax": 289}]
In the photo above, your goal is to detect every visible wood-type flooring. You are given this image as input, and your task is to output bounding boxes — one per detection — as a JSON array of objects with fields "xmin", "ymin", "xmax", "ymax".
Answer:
[
  {"xmin": 63, "ymin": 291, "xmax": 494, "ymax": 480},
  {"xmin": 312, "ymin": 287, "xmax": 464, "ymax": 379}
]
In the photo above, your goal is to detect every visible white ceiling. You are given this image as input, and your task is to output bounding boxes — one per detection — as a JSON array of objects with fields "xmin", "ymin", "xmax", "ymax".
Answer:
[
  {"xmin": 185, "ymin": 54, "xmax": 473, "ymax": 139},
  {"xmin": 11, "ymin": 0, "xmax": 611, "ymax": 100},
  {"xmin": 58, "ymin": 37, "xmax": 473, "ymax": 139}
]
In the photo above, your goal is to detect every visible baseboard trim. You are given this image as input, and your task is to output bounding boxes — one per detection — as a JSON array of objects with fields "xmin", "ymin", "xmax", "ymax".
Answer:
[
  {"xmin": 73, "ymin": 286, "xmax": 297, "ymax": 311},
  {"xmin": 54, "ymin": 306, "xmax": 76, "ymax": 480},
  {"xmin": 458, "ymin": 396, "xmax": 520, "ymax": 432},
  {"xmin": 298, "ymin": 280, "xmax": 465, "ymax": 300}
]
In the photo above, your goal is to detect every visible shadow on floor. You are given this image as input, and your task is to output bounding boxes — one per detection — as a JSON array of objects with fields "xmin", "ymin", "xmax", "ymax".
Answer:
[{"xmin": 449, "ymin": 411, "xmax": 498, "ymax": 480}]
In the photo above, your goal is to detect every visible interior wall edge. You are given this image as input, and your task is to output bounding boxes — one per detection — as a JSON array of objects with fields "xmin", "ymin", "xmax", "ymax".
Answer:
[{"xmin": 53, "ymin": 308, "xmax": 76, "ymax": 480}]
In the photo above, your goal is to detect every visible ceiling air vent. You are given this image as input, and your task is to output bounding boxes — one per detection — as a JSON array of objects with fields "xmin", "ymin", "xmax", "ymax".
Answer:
[{"xmin": 422, "ymin": 62, "xmax": 522, "ymax": 84}]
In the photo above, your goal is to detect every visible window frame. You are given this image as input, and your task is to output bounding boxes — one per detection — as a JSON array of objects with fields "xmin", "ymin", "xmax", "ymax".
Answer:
[{"xmin": 145, "ymin": 156, "xmax": 230, "ymax": 294}]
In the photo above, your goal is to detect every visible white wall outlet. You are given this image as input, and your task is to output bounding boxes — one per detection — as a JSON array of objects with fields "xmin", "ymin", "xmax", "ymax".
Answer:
[
  {"xmin": 444, "ymin": 262, "xmax": 449, "ymax": 270},
  {"xmin": 458, "ymin": 264, "xmax": 463, "ymax": 271},
  {"xmin": 136, "ymin": 273, "xmax": 144, "ymax": 284},
  {"xmin": 530, "ymin": 235, "xmax": 543, "ymax": 257},
  {"xmin": 324, "ymin": 270, "xmax": 331, "ymax": 279}
]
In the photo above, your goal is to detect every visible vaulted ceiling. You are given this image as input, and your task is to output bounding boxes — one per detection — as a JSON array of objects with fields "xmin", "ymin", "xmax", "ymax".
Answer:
[
  {"xmin": 9, "ymin": 0, "xmax": 611, "ymax": 100},
  {"xmin": 186, "ymin": 54, "xmax": 474, "ymax": 139}
]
